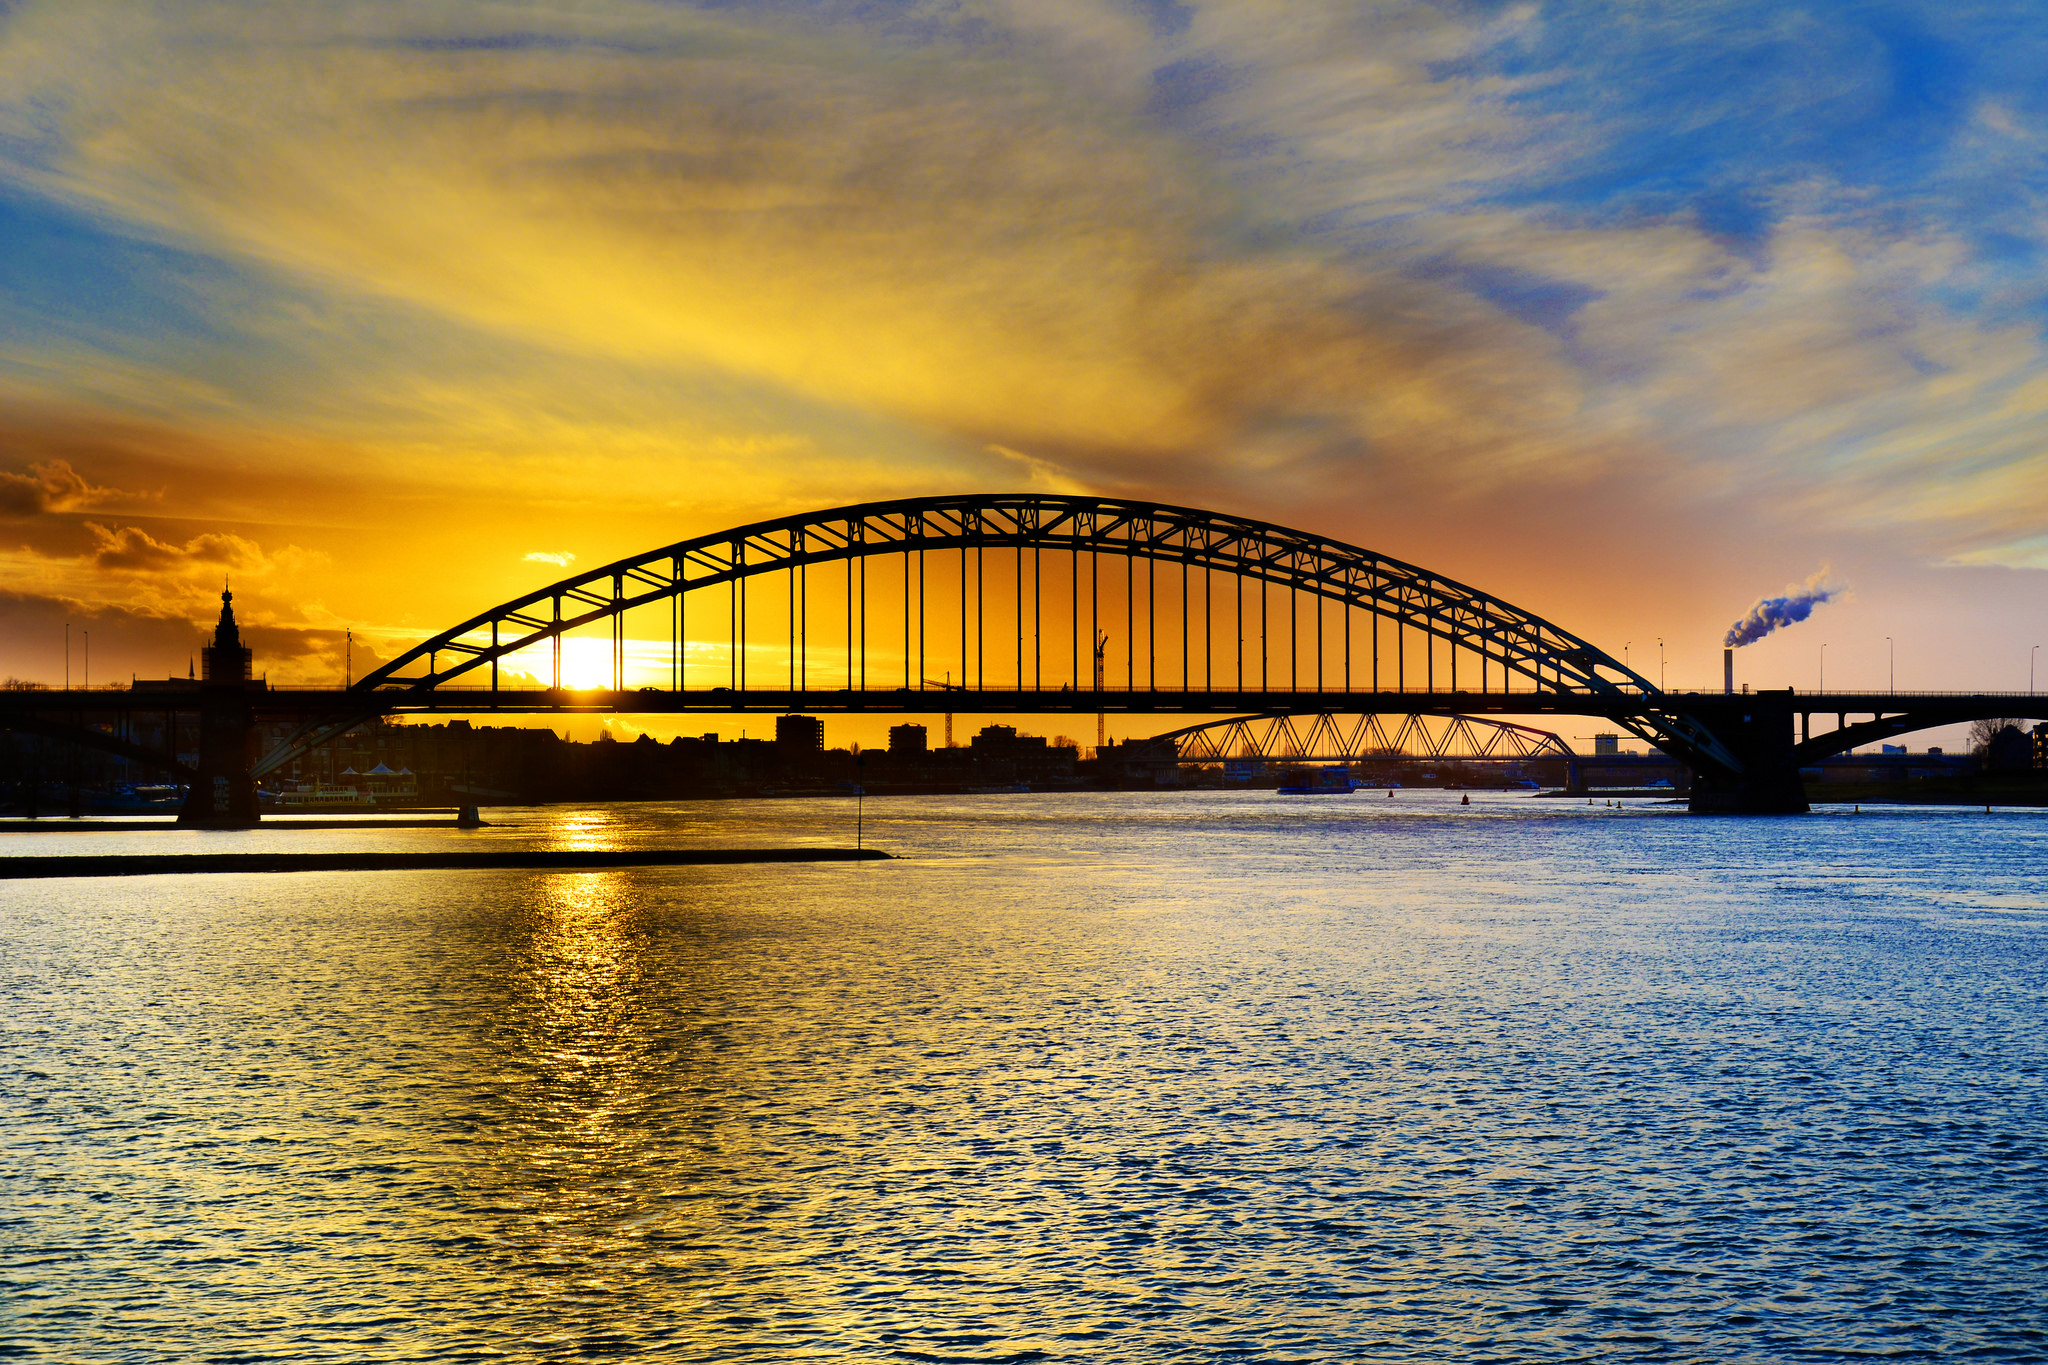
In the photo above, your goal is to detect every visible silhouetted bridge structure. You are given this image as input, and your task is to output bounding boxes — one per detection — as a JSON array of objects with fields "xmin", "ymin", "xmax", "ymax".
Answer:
[{"xmin": 1, "ymin": 494, "xmax": 2036, "ymax": 822}]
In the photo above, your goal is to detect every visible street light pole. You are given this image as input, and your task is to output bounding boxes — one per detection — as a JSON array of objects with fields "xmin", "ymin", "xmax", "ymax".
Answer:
[
  {"xmin": 1656, "ymin": 637, "xmax": 1665, "ymax": 691},
  {"xmin": 2033, "ymin": 645, "xmax": 2039, "ymax": 695},
  {"xmin": 1820, "ymin": 642, "xmax": 1826, "ymax": 693},
  {"xmin": 1886, "ymin": 635, "xmax": 1893, "ymax": 693}
]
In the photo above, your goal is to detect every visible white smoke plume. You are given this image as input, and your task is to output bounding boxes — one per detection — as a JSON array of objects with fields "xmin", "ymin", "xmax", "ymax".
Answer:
[{"xmin": 1724, "ymin": 569, "xmax": 1841, "ymax": 648}]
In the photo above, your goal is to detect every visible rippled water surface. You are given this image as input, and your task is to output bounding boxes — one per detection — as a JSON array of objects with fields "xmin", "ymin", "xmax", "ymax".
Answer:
[{"xmin": 5, "ymin": 792, "xmax": 2047, "ymax": 1361}]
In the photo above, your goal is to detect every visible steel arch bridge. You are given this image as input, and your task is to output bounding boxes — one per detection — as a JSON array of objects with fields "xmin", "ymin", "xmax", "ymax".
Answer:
[
  {"xmin": 363, "ymin": 493, "xmax": 1652, "ymax": 699},
  {"xmin": 9, "ymin": 493, "xmax": 2038, "ymax": 820},
  {"xmin": 302, "ymin": 492, "xmax": 1740, "ymax": 772},
  {"xmin": 1153, "ymin": 712, "xmax": 1576, "ymax": 766}
]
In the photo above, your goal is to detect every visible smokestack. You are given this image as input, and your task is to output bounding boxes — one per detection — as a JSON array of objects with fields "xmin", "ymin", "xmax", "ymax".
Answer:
[{"xmin": 1724, "ymin": 648, "xmax": 1733, "ymax": 694}]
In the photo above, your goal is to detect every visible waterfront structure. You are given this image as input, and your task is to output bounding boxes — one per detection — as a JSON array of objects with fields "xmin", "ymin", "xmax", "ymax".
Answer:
[
  {"xmin": 2, "ymin": 495, "xmax": 2040, "ymax": 821},
  {"xmin": 183, "ymin": 587, "xmax": 263, "ymax": 827}
]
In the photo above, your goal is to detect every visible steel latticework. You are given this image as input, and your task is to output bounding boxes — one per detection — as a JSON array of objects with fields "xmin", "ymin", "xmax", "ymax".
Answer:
[
  {"xmin": 359, "ymin": 493, "xmax": 1654, "ymax": 697},
  {"xmin": 1155, "ymin": 712, "xmax": 1575, "ymax": 766},
  {"xmin": 249, "ymin": 493, "xmax": 1763, "ymax": 776},
  {"xmin": 4, "ymin": 492, "xmax": 2038, "ymax": 814}
]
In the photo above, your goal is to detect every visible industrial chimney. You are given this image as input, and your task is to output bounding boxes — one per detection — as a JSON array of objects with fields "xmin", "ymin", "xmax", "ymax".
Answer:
[{"xmin": 1723, "ymin": 647, "xmax": 1733, "ymax": 694}]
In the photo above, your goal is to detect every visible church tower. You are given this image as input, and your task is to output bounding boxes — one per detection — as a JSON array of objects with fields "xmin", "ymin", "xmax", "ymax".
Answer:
[
  {"xmin": 179, "ymin": 584, "xmax": 262, "ymax": 826},
  {"xmin": 201, "ymin": 586, "xmax": 254, "ymax": 686}
]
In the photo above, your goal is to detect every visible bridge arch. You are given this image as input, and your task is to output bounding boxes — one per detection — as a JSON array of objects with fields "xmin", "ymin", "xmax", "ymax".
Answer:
[
  {"xmin": 358, "ymin": 494, "xmax": 1655, "ymax": 701},
  {"xmin": 1150, "ymin": 712, "xmax": 1576, "ymax": 766}
]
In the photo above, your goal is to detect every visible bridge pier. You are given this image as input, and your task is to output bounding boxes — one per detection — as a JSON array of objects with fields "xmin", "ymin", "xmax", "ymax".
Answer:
[
  {"xmin": 1684, "ymin": 695, "xmax": 1809, "ymax": 815},
  {"xmin": 178, "ymin": 693, "xmax": 259, "ymax": 828},
  {"xmin": 177, "ymin": 588, "xmax": 262, "ymax": 829}
]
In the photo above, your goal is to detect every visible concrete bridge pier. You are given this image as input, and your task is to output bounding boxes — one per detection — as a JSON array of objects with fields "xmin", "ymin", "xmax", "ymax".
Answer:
[
  {"xmin": 1684, "ymin": 694, "xmax": 1809, "ymax": 815},
  {"xmin": 177, "ymin": 693, "xmax": 259, "ymax": 828},
  {"xmin": 177, "ymin": 586, "xmax": 262, "ymax": 829}
]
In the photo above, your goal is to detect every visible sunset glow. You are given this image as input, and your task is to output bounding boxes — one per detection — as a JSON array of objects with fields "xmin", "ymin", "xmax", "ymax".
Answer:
[{"xmin": 0, "ymin": 1, "xmax": 2042, "ymax": 712}]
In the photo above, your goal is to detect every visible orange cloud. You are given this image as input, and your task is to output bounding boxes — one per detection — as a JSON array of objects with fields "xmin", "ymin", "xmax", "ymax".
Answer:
[
  {"xmin": 86, "ymin": 522, "xmax": 264, "ymax": 572},
  {"xmin": 0, "ymin": 459, "xmax": 120, "ymax": 518}
]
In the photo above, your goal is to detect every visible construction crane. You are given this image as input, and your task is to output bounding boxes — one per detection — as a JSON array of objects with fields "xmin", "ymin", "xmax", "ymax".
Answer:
[
  {"xmin": 922, "ymin": 672, "xmax": 957, "ymax": 747},
  {"xmin": 1094, "ymin": 631, "xmax": 1108, "ymax": 753}
]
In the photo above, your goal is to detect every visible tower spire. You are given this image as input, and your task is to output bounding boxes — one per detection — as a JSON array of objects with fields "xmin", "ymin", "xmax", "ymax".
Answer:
[{"xmin": 202, "ymin": 581, "xmax": 251, "ymax": 684}]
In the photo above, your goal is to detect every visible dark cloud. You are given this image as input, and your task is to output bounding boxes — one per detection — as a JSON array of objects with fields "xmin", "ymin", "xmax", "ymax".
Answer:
[{"xmin": 0, "ymin": 459, "xmax": 116, "ymax": 517}]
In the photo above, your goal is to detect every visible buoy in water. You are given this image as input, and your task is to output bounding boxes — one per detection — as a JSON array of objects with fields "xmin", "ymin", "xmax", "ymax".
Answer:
[{"xmin": 1461, "ymin": 794, "xmax": 1470, "ymax": 805}]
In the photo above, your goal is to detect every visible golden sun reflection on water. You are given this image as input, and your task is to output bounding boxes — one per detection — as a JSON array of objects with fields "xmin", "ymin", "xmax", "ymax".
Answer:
[
  {"xmin": 9, "ymin": 796, "xmax": 2047, "ymax": 1360},
  {"xmin": 459, "ymin": 871, "xmax": 736, "ymax": 1330}
]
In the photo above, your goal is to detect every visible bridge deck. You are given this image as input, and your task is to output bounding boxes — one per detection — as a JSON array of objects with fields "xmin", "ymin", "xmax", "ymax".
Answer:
[{"xmin": 7, "ymin": 687, "xmax": 2036, "ymax": 718}]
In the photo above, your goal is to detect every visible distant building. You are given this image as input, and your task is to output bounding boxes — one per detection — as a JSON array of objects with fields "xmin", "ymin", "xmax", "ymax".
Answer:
[
  {"xmin": 969, "ymin": 725, "xmax": 1079, "ymax": 783},
  {"xmin": 1592, "ymin": 733, "xmax": 1620, "ymax": 756},
  {"xmin": 1093, "ymin": 737, "xmax": 1176, "ymax": 785},
  {"xmin": 1986, "ymin": 724, "xmax": 2031, "ymax": 773},
  {"xmin": 888, "ymin": 723, "xmax": 928, "ymax": 756},
  {"xmin": 200, "ymin": 587, "xmax": 254, "ymax": 685},
  {"xmin": 775, "ymin": 714, "xmax": 823, "ymax": 757},
  {"xmin": 2033, "ymin": 722, "xmax": 2047, "ymax": 771}
]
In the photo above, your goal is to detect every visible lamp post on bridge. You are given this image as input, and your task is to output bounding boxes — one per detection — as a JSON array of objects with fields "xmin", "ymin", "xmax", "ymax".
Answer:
[
  {"xmin": 2032, "ymin": 644, "xmax": 2039, "ymax": 695},
  {"xmin": 1886, "ymin": 636, "xmax": 1893, "ymax": 693},
  {"xmin": 1819, "ymin": 642, "xmax": 1826, "ymax": 693},
  {"xmin": 1656, "ymin": 638, "xmax": 1665, "ymax": 692}
]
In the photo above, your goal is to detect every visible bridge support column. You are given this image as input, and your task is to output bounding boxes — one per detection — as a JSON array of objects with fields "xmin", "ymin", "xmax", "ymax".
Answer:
[
  {"xmin": 178, "ymin": 693, "xmax": 259, "ymax": 828},
  {"xmin": 1684, "ymin": 696, "xmax": 1808, "ymax": 815}
]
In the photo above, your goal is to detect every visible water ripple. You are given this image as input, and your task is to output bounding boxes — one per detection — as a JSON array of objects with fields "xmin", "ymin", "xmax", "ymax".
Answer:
[{"xmin": 3, "ymin": 793, "xmax": 2045, "ymax": 1359}]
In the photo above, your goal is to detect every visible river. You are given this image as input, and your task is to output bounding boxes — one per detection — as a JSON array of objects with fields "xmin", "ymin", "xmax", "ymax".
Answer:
[{"xmin": 5, "ymin": 791, "xmax": 2045, "ymax": 1360}]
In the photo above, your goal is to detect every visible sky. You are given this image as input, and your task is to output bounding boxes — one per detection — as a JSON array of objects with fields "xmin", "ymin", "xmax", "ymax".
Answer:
[{"xmin": 1, "ymin": 0, "xmax": 2045, "ymax": 747}]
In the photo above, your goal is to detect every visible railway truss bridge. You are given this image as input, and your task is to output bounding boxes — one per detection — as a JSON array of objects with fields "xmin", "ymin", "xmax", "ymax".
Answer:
[{"xmin": 1, "ymin": 494, "xmax": 2035, "ymax": 823}]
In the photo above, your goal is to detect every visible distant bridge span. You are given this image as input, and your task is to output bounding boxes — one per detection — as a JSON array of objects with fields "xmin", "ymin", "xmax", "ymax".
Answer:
[
  {"xmin": 1153, "ymin": 712, "xmax": 1578, "ymax": 767},
  {"xmin": 1, "ymin": 495, "xmax": 2038, "ymax": 820}
]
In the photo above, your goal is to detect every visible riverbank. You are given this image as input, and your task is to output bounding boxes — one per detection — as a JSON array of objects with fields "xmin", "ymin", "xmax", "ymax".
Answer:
[
  {"xmin": 0, "ymin": 847, "xmax": 891, "ymax": 878},
  {"xmin": 1806, "ymin": 775, "xmax": 2048, "ymax": 806}
]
